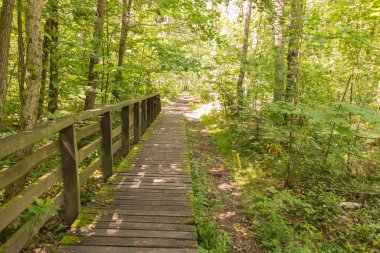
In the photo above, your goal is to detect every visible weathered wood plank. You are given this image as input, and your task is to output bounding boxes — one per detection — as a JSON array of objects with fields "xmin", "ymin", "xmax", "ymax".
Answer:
[
  {"xmin": 110, "ymin": 113, "xmax": 121, "ymax": 124},
  {"xmin": 133, "ymin": 102, "xmax": 140, "ymax": 144},
  {"xmin": 0, "ymin": 191, "xmax": 64, "ymax": 253},
  {"xmin": 85, "ymin": 209, "xmax": 192, "ymax": 217},
  {"xmin": 141, "ymin": 99, "xmax": 147, "ymax": 134},
  {"xmin": 80, "ymin": 157, "xmax": 102, "ymax": 184},
  {"xmin": 94, "ymin": 215, "xmax": 194, "ymax": 224},
  {"xmin": 121, "ymin": 106, "xmax": 130, "ymax": 156},
  {"xmin": 94, "ymin": 222, "xmax": 195, "ymax": 232},
  {"xmin": 76, "ymin": 122, "xmax": 101, "ymax": 141},
  {"xmin": 101, "ymin": 112, "xmax": 113, "ymax": 181},
  {"xmin": 0, "ymin": 140, "xmax": 59, "ymax": 189},
  {"xmin": 58, "ymin": 246, "xmax": 197, "ymax": 253},
  {"xmin": 60, "ymin": 125, "xmax": 81, "ymax": 224},
  {"xmin": 74, "ymin": 229, "xmax": 196, "ymax": 239},
  {"xmin": 77, "ymin": 137, "xmax": 102, "ymax": 163},
  {"xmin": 0, "ymin": 93, "xmax": 158, "ymax": 160},
  {"xmin": 111, "ymin": 125, "xmax": 121, "ymax": 139},
  {"xmin": 112, "ymin": 139, "xmax": 122, "ymax": 154},
  {"xmin": 80, "ymin": 237, "xmax": 197, "ymax": 248},
  {"xmin": 0, "ymin": 167, "xmax": 62, "ymax": 232}
]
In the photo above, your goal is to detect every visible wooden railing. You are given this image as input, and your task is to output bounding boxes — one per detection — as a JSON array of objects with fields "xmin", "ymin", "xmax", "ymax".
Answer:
[{"xmin": 0, "ymin": 93, "xmax": 161, "ymax": 253}]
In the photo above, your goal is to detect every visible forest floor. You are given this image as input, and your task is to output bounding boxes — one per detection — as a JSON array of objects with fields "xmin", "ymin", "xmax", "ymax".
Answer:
[{"xmin": 185, "ymin": 102, "xmax": 260, "ymax": 252}]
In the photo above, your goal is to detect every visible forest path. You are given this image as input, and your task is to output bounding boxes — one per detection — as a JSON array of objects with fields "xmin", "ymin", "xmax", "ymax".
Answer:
[{"xmin": 58, "ymin": 94, "xmax": 198, "ymax": 253}]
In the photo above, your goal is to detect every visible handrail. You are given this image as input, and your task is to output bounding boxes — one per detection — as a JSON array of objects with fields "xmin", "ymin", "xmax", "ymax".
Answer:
[
  {"xmin": 0, "ymin": 93, "xmax": 161, "ymax": 253},
  {"xmin": 0, "ymin": 93, "xmax": 159, "ymax": 159}
]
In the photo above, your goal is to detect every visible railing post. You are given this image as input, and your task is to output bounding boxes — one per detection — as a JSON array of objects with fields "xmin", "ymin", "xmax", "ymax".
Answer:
[
  {"xmin": 59, "ymin": 124, "xmax": 80, "ymax": 225},
  {"xmin": 147, "ymin": 98, "xmax": 152, "ymax": 128},
  {"xmin": 158, "ymin": 94, "xmax": 161, "ymax": 113},
  {"xmin": 154, "ymin": 95, "xmax": 158, "ymax": 118},
  {"xmin": 121, "ymin": 106, "xmax": 130, "ymax": 156},
  {"xmin": 101, "ymin": 112, "xmax": 113, "ymax": 181},
  {"xmin": 141, "ymin": 99, "xmax": 147, "ymax": 134},
  {"xmin": 134, "ymin": 102, "xmax": 140, "ymax": 144}
]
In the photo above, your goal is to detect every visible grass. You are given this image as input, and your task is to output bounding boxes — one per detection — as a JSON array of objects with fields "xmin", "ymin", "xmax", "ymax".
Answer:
[
  {"xmin": 186, "ymin": 118, "xmax": 230, "ymax": 252},
  {"xmin": 200, "ymin": 111, "xmax": 380, "ymax": 253}
]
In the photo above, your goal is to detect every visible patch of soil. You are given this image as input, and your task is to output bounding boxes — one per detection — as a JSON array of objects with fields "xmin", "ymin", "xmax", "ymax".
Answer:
[{"xmin": 187, "ymin": 119, "xmax": 261, "ymax": 253}]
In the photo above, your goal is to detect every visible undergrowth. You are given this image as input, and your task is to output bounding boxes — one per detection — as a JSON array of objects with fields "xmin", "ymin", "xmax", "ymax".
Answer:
[
  {"xmin": 200, "ymin": 110, "xmax": 380, "ymax": 253},
  {"xmin": 186, "ymin": 119, "xmax": 230, "ymax": 252}
]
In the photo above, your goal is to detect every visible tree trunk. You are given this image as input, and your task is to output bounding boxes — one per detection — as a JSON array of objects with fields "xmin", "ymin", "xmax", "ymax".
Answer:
[
  {"xmin": 236, "ymin": 0, "xmax": 253, "ymax": 112},
  {"xmin": 0, "ymin": 0, "xmax": 16, "ymax": 130},
  {"xmin": 48, "ymin": 0, "xmax": 59, "ymax": 114},
  {"xmin": 285, "ymin": 0, "xmax": 303, "ymax": 103},
  {"xmin": 273, "ymin": 0, "xmax": 285, "ymax": 101},
  {"xmin": 22, "ymin": 0, "xmax": 44, "ymax": 130},
  {"xmin": 84, "ymin": 0, "xmax": 106, "ymax": 110},
  {"xmin": 17, "ymin": 0, "xmax": 26, "ymax": 112},
  {"xmin": 113, "ymin": 0, "xmax": 133, "ymax": 100},
  {"xmin": 38, "ymin": 18, "xmax": 51, "ymax": 119}
]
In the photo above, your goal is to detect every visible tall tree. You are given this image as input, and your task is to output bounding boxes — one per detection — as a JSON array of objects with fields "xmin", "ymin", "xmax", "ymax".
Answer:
[
  {"xmin": 47, "ymin": 0, "xmax": 59, "ymax": 114},
  {"xmin": 113, "ymin": 0, "xmax": 133, "ymax": 100},
  {"xmin": 285, "ymin": 0, "xmax": 303, "ymax": 102},
  {"xmin": 22, "ymin": 0, "xmax": 44, "ymax": 129},
  {"xmin": 0, "ymin": 0, "xmax": 16, "ymax": 130},
  {"xmin": 84, "ymin": 0, "xmax": 106, "ymax": 110},
  {"xmin": 236, "ymin": 0, "xmax": 253, "ymax": 112},
  {"xmin": 273, "ymin": 0, "xmax": 285, "ymax": 101},
  {"xmin": 17, "ymin": 0, "xmax": 26, "ymax": 111}
]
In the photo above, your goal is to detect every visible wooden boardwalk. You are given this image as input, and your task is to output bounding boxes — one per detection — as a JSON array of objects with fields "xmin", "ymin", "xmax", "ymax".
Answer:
[{"xmin": 59, "ymin": 95, "xmax": 197, "ymax": 253}]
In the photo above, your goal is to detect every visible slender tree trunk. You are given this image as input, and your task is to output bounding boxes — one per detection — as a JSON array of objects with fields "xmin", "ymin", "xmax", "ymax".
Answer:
[
  {"xmin": 285, "ymin": 0, "xmax": 303, "ymax": 103},
  {"xmin": 236, "ymin": 0, "xmax": 253, "ymax": 112},
  {"xmin": 17, "ymin": 0, "xmax": 26, "ymax": 111},
  {"xmin": 4, "ymin": 0, "xmax": 43, "ymax": 202},
  {"xmin": 113, "ymin": 0, "xmax": 133, "ymax": 100},
  {"xmin": 38, "ymin": 19, "xmax": 51, "ymax": 119},
  {"xmin": 84, "ymin": 0, "xmax": 106, "ymax": 110},
  {"xmin": 273, "ymin": 0, "xmax": 285, "ymax": 101},
  {"xmin": 22, "ymin": 0, "xmax": 44, "ymax": 130},
  {"xmin": 48, "ymin": 0, "xmax": 59, "ymax": 114},
  {"xmin": 0, "ymin": 0, "xmax": 16, "ymax": 130}
]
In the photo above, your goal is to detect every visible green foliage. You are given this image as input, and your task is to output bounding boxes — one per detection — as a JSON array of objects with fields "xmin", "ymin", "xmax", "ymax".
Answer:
[
  {"xmin": 191, "ymin": 159, "xmax": 230, "ymax": 252},
  {"xmin": 23, "ymin": 198, "xmax": 58, "ymax": 220}
]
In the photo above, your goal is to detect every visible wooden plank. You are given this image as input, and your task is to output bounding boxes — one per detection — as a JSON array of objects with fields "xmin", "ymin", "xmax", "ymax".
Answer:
[
  {"xmin": 121, "ymin": 106, "xmax": 130, "ymax": 156},
  {"xmin": 133, "ymin": 102, "xmax": 140, "ymax": 144},
  {"xmin": 94, "ymin": 222, "xmax": 195, "ymax": 232},
  {"xmin": 76, "ymin": 122, "xmax": 101, "ymax": 141},
  {"xmin": 141, "ymin": 99, "xmax": 147, "ymax": 134},
  {"xmin": 104, "ymin": 199, "xmax": 189, "ymax": 206},
  {"xmin": 0, "ymin": 93, "xmax": 159, "ymax": 160},
  {"xmin": 77, "ymin": 138, "xmax": 102, "ymax": 163},
  {"xmin": 94, "ymin": 215, "xmax": 194, "ymax": 224},
  {"xmin": 147, "ymin": 97, "xmax": 152, "ymax": 127},
  {"xmin": 76, "ymin": 229, "xmax": 197, "ymax": 239},
  {"xmin": 80, "ymin": 237, "xmax": 197, "ymax": 248},
  {"xmin": 58, "ymin": 246, "xmax": 197, "ymax": 253},
  {"xmin": 60, "ymin": 125, "xmax": 81, "ymax": 224},
  {"xmin": 0, "ymin": 167, "xmax": 62, "ymax": 232},
  {"xmin": 0, "ymin": 140, "xmax": 59, "ymax": 189},
  {"xmin": 101, "ymin": 112, "xmax": 113, "ymax": 181},
  {"xmin": 0, "ymin": 191, "xmax": 64, "ymax": 253},
  {"xmin": 80, "ymin": 157, "xmax": 102, "ymax": 184},
  {"xmin": 91, "ymin": 204, "xmax": 192, "ymax": 212},
  {"xmin": 111, "ymin": 125, "xmax": 121, "ymax": 139},
  {"xmin": 112, "ymin": 139, "xmax": 122, "ymax": 154},
  {"xmin": 110, "ymin": 113, "xmax": 121, "ymax": 124},
  {"xmin": 85, "ymin": 209, "xmax": 192, "ymax": 217},
  {"xmin": 0, "ymin": 116, "xmax": 74, "ymax": 160}
]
